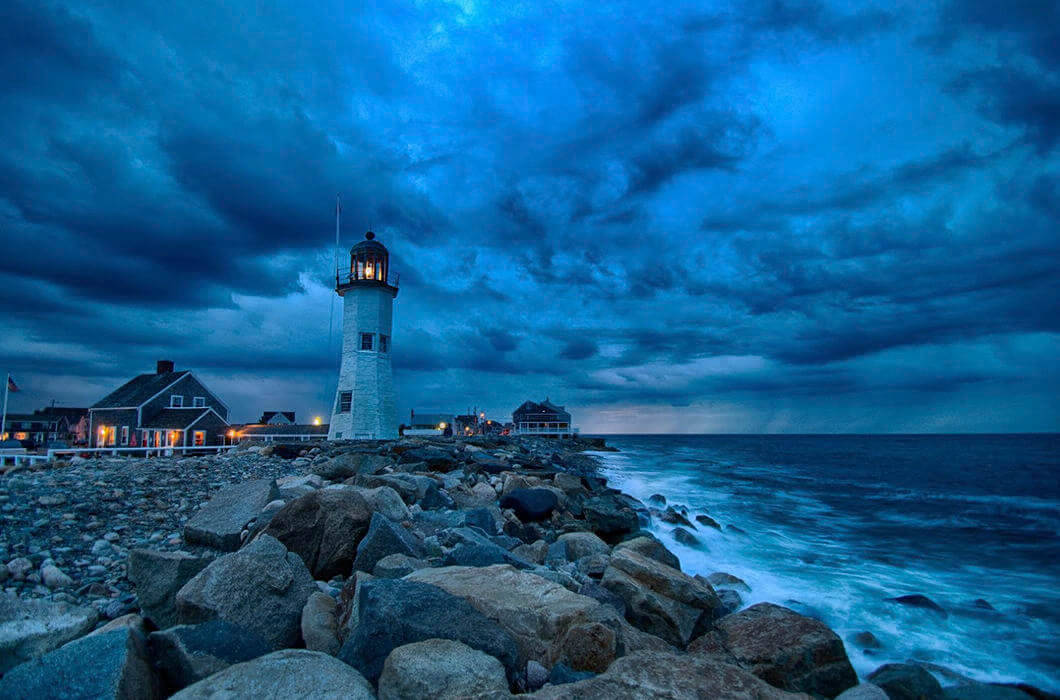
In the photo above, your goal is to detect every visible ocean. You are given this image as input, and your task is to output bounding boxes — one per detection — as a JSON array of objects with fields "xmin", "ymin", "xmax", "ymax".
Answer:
[{"xmin": 591, "ymin": 434, "xmax": 1060, "ymax": 692}]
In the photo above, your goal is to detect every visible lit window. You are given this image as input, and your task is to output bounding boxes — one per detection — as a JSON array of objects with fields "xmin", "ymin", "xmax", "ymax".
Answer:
[
  {"xmin": 360, "ymin": 333, "xmax": 374, "ymax": 351},
  {"xmin": 380, "ymin": 335, "xmax": 389, "ymax": 352},
  {"xmin": 193, "ymin": 431, "xmax": 205, "ymax": 446},
  {"xmin": 170, "ymin": 395, "xmax": 184, "ymax": 408},
  {"xmin": 338, "ymin": 391, "xmax": 352, "ymax": 413},
  {"xmin": 121, "ymin": 426, "xmax": 129, "ymax": 445},
  {"xmin": 193, "ymin": 397, "xmax": 206, "ymax": 408}
]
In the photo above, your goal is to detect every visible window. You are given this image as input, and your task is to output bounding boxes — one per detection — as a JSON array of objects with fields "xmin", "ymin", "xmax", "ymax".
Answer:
[
  {"xmin": 120, "ymin": 426, "xmax": 129, "ymax": 445},
  {"xmin": 360, "ymin": 333, "xmax": 374, "ymax": 351},
  {"xmin": 380, "ymin": 334, "xmax": 390, "ymax": 353},
  {"xmin": 337, "ymin": 391, "xmax": 352, "ymax": 413},
  {"xmin": 170, "ymin": 395, "xmax": 184, "ymax": 408},
  {"xmin": 335, "ymin": 432, "xmax": 342, "ymax": 439},
  {"xmin": 193, "ymin": 430, "xmax": 205, "ymax": 446},
  {"xmin": 193, "ymin": 397, "xmax": 206, "ymax": 408}
]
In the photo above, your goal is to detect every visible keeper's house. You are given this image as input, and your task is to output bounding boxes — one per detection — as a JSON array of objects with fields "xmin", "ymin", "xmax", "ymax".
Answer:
[
  {"xmin": 88, "ymin": 360, "xmax": 229, "ymax": 448},
  {"xmin": 511, "ymin": 399, "xmax": 577, "ymax": 438}
]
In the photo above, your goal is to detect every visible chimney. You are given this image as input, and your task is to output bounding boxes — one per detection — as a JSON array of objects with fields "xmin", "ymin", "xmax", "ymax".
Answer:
[{"xmin": 157, "ymin": 360, "xmax": 174, "ymax": 375}]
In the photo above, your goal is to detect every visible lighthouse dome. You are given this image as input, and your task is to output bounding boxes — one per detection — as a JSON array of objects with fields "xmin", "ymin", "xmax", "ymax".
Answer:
[
  {"xmin": 339, "ymin": 231, "xmax": 395, "ymax": 291},
  {"xmin": 350, "ymin": 230, "xmax": 388, "ymax": 256}
]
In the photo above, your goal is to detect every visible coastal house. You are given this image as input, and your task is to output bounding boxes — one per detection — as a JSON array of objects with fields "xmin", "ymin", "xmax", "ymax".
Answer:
[
  {"xmin": 512, "ymin": 399, "xmax": 577, "ymax": 438},
  {"xmin": 88, "ymin": 360, "xmax": 229, "ymax": 449},
  {"xmin": 259, "ymin": 411, "xmax": 296, "ymax": 425},
  {"xmin": 232, "ymin": 423, "xmax": 329, "ymax": 443},
  {"xmin": 403, "ymin": 411, "xmax": 454, "ymax": 436},
  {"xmin": 1, "ymin": 413, "xmax": 59, "ymax": 447},
  {"xmin": 34, "ymin": 407, "xmax": 89, "ymax": 445}
]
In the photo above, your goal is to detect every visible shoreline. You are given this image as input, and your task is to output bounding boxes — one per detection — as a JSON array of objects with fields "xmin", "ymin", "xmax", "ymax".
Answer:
[{"xmin": 0, "ymin": 436, "xmax": 1052, "ymax": 698}]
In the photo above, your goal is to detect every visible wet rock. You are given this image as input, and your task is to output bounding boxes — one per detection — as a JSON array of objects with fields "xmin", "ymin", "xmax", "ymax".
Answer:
[
  {"xmin": 378, "ymin": 639, "xmax": 509, "ymax": 700},
  {"xmin": 582, "ymin": 494, "xmax": 641, "ymax": 542},
  {"xmin": 184, "ymin": 479, "xmax": 281, "ymax": 551},
  {"xmin": 886, "ymin": 594, "xmax": 948, "ymax": 618},
  {"xmin": 601, "ymin": 546, "xmax": 722, "ymax": 647},
  {"xmin": 0, "ymin": 592, "xmax": 99, "ymax": 673},
  {"xmin": 533, "ymin": 650, "xmax": 807, "ymax": 699},
  {"xmin": 128, "ymin": 549, "xmax": 212, "ymax": 629},
  {"xmin": 337, "ymin": 577, "xmax": 518, "ymax": 683},
  {"xmin": 690, "ymin": 602, "xmax": 857, "ymax": 698},
  {"xmin": 851, "ymin": 630, "xmax": 883, "ymax": 650},
  {"xmin": 353, "ymin": 512, "xmax": 425, "ymax": 574},
  {"xmin": 971, "ymin": 598, "xmax": 996, "ymax": 611},
  {"xmin": 0, "ymin": 628, "xmax": 157, "ymax": 700},
  {"xmin": 696, "ymin": 514, "xmax": 722, "ymax": 529},
  {"xmin": 500, "ymin": 488, "xmax": 559, "ymax": 522},
  {"xmin": 149, "ymin": 620, "xmax": 272, "ymax": 691},
  {"xmin": 660, "ymin": 506, "xmax": 694, "ymax": 527},
  {"xmin": 717, "ymin": 588, "xmax": 744, "ymax": 616},
  {"xmin": 171, "ymin": 649, "xmax": 374, "ymax": 699},
  {"xmin": 707, "ymin": 571, "xmax": 751, "ymax": 592},
  {"xmin": 673, "ymin": 527, "xmax": 700, "ymax": 546},
  {"xmin": 941, "ymin": 683, "xmax": 1035, "ymax": 699},
  {"xmin": 837, "ymin": 684, "xmax": 890, "ymax": 700},
  {"xmin": 263, "ymin": 488, "xmax": 372, "ymax": 579},
  {"xmin": 302, "ymin": 591, "xmax": 340, "ymax": 655},
  {"xmin": 175, "ymin": 535, "xmax": 316, "ymax": 649},
  {"xmin": 867, "ymin": 663, "xmax": 943, "ymax": 700},
  {"xmin": 613, "ymin": 534, "xmax": 681, "ymax": 570},
  {"xmin": 647, "ymin": 493, "xmax": 667, "ymax": 507}
]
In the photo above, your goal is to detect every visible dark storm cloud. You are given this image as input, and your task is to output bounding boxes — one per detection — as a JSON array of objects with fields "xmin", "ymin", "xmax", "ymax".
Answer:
[{"xmin": 1, "ymin": 0, "xmax": 1057, "ymax": 431}]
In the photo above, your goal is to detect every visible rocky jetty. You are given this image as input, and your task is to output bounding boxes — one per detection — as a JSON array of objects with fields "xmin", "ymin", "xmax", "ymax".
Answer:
[{"xmin": 0, "ymin": 436, "xmax": 1049, "ymax": 698}]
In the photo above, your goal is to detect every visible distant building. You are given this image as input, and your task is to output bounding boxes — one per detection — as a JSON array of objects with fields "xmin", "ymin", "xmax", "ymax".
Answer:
[
  {"xmin": 88, "ymin": 360, "xmax": 230, "ymax": 448},
  {"xmin": 259, "ymin": 411, "xmax": 296, "ymax": 425},
  {"xmin": 35, "ymin": 407, "xmax": 89, "ymax": 445},
  {"xmin": 1, "ymin": 413, "xmax": 57, "ymax": 448},
  {"xmin": 232, "ymin": 423, "xmax": 328, "ymax": 443},
  {"xmin": 511, "ymin": 399, "xmax": 577, "ymax": 438},
  {"xmin": 404, "ymin": 411, "xmax": 454, "ymax": 436}
]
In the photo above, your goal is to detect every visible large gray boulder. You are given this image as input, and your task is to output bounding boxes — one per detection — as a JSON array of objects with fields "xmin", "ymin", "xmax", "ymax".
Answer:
[
  {"xmin": 349, "ymin": 485, "xmax": 411, "ymax": 521},
  {"xmin": 601, "ymin": 546, "xmax": 722, "ymax": 647},
  {"xmin": 313, "ymin": 452, "xmax": 391, "ymax": 479},
  {"xmin": 262, "ymin": 488, "xmax": 372, "ymax": 578},
  {"xmin": 582, "ymin": 494, "xmax": 641, "ymax": 542},
  {"xmin": 378, "ymin": 639, "xmax": 509, "ymax": 699},
  {"xmin": 338, "ymin": 578, "xmax": 518, "ymax": 683},
  {"xmin": 301, "ymin": 592, "xmax": 340, "ymax": 655},
  {"xmin": 613, "ymin": 534, "xmax": 681, "ymax": 570},
  {"xmin": 0, "ymin": 628, "xmax": 157, "ymax": 700},
  {"xmin": 184, "ymin": 479, "xmax": 280, "ymax": 551},
  {"xmin": 0, "ymin": 592, "xmax": 98, "ymax": 673},
  {"xmin": 128, "ymin": 549, "xmax": 212, "ymax": 629},
  {"xmin": 175, "ymin": 535, "xmax": 317, "ymax": 649},
  {"xmin": 867, "ymin": 663, "xmax": 943, "ymax": 700},
  {"xmin": 149, "ymin": 620, "xmax": 272, "ymax": 691},
  {"xmin": 532, "ymin": 650, "xmax": 808, "ymax": 699},
  {"xmin": 557, "ymin": 531, "xmax": 610, "ymax": 560},
  {"xmin": 171, "ymin": 649, "xmax": 374, "ymax": 699},
  {"xmin": 352, "ymin": 512, "xmax": 425, "ymax": 574},
  {"xmin": 690, "ymin": 602, "xmax": 858, "ymax": 698}
]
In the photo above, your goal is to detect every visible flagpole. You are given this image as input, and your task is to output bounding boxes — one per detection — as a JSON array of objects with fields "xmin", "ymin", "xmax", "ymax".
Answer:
[{"xmin": 1, "ymin": 373, "xmax": 9, "ymax": 442}]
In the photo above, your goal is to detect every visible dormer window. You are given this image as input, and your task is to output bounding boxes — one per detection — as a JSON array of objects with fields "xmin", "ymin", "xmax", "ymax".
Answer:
[
  {"xmin": 193, "ymin": 397, "xmax": 206, "ymax": 408},
  {"xmin": 170, "ymin": 395, "xmax": 184, "ymax": 408}
]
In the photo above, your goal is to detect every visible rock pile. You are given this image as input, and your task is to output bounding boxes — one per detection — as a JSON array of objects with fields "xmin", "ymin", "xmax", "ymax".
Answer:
[{"xmin": 0, "ymin": 436, "xmax": 1047, "ymax": 698}]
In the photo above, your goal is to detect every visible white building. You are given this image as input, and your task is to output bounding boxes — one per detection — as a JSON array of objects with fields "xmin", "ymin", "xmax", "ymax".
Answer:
[{"xmin": 328, "ymin": 231, "xmax": 399, "ymax": 440}]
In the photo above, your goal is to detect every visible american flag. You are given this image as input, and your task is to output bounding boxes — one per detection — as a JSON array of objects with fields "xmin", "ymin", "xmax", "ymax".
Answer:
[{"xmin": 6, "ymin": 376, "xmax": 18, "ymax": 393}]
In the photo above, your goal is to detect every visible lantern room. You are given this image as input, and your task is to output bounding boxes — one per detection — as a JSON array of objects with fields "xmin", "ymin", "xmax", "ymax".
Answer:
[{"xmin": 337, "ymin": 231, "xmax": 399, "ymax": 296}]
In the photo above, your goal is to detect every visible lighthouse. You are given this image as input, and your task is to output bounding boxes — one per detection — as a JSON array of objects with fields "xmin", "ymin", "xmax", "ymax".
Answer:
[{"xmin": 328, "ymin": 231, "xmax": 399, "ymax": 440}]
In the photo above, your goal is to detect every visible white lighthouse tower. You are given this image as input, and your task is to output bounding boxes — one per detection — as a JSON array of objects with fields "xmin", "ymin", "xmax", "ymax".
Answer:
[{"xmin": 328, "ymin": 231, "xmax": 399, "ymax": 440}]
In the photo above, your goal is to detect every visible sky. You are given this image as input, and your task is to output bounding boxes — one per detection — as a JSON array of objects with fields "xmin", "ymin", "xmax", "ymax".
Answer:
[{"xmin": 1, "ymin": 0, "xmax": 1057, "ymax": 433}]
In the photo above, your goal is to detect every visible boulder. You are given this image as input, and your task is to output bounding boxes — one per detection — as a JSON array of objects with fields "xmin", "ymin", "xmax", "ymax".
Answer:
[
  {"xmin": 673, "ymin": 527, "xmax": 700, "ymax": 546},
  {"xmin": 557, "ymin": 531, "xmax": 610, "ymax": 560},
  {"xmin": 128, "ymin": 549, "xmax": 212, "ymax": 629},
  {"xmin": 400, "ymin": 446, "xmax": 459, "ymax": 472},
  {"xmin": 532, "ymin": 650, "xmax": 808, "ymax": 699},
  {"xmin": 582, "ymin": 495, "xmax": 641, "ymax": 541},
  {"xmin": 464, "ymin": 506, "xmax": 498, "ymax": 534},
  {"xmin": 149, "ymin": 620, "xmax": 272, "ymax": 691},
  {"xmin": 378, "ymin": 639, "xmax": 509, "ymax": 699},
  {"xmin": 373, "ymin": 553, "xmax": 426, "ymax": 578},
  {"xmin": 500, "ymin": 488, "xmax": 559, "ymax": 522},
  {"xmin": 184, "ymin": 479, "xmax": 280, "ymax": 551},
  {"xmin": 444, "ymin": 542, "xmax": 533, "ymax": 569},
  {"xmin": 707, "ymin": 571, "xmax": 750, "ymax": 592},
  {"xmin": 577, "ymin": 580, "xmax": 627, "ymax": 617},
  {"xmin": 885, "ymin": 594, "xmax": 948, "ymax": 618},
  {"xmin": 0, "ymin": 592, "xmax": 98, "ymax": 673},
  {"xmin": 337, "ymin": 577, "xmax": 518, "ymax": 683},
  {"xmin": 350, "ymin": 485, "xmax": 411, "ymax": 521},
  {"xmin": 262, "ymin": 488, "xmax": 372, "ymax": 579},
  {"xmin": 689, "ymin": 602, "xmax": 857, "ymax": 697},
  {"xmin": 866, "ymin": 663, "xmax": 943, "ymax": 700},
  {"xmin": 171, "ymin": 649, "xmax": 374, "ymax": 699},
  {"xmin": 353, "ymin": 512, "xmax": 425, "ymax": 573},
  {"xmin": 851, "ymin": 631, "xmax": 882, "ymax": 650},
  {"xmin": 275, "ymin": 473, "xmax": 323, "ymax": 499},
  {"xmin": 553, "ymin": 473, "xmax": 584, "ymax": 493},
  {"xmin": 941, "ymin": 683, "xmax": 1035, "ymax": 699},
  {"xmin": 514, "ymin": 540, "xmax": 549, "ymax": 564},
  {"xmin": 549, "ymin": 662, "xmax": 597, "ymax": 686},
  {"xmin": 601, "ymin": 547, "xmax": 723, "ymax": 647},
  {"xmin": 302, "ymin": 592, "xmax": 340, "ymax": 655},
  {"xmin": 660, "ymin": 506, "xmax": 694, "ymax": 527},
  {"xmin": 0, "ymin": 628, "xmax": 157, "ymax": 700},
  {"xmin": 696, "ymin": 514, "xmax": 722, "ymax": 529},
  {"xmin": 313, "ymin": 452, "xmax": 390, "ymax": 479},
  {"xmin": 40, "ymin": 564, "xmax": 72, "ymax": 588},
  {"xmin": 717, "ymin": 588, "xmax": 744, "ymax": 616},
  {"xmin": 175, "ymin": 534, "xmax": 317, "ymax": 649},
  {"xmin": 837, "ymin": 684, "xmax": 890, "ymax": 700},
  {"xmin": 553, "ymin": 621, "xmax": 616, "ymax": 673},
  {"xmin": 614, "ymin": 535, "xmax": 681, "ymax": 570},
  {"xmin": 406, "ymin": 565, "xmax": 621, "ymax": 670}
]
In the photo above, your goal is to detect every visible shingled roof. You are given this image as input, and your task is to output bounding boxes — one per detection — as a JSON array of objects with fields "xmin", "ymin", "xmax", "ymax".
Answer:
[{"xmin": 91, "ymin": 371, "xmax": 190, "ymax": 409}]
